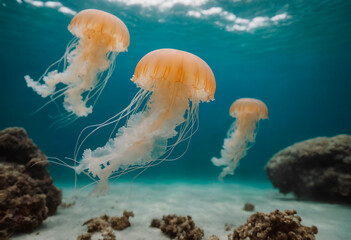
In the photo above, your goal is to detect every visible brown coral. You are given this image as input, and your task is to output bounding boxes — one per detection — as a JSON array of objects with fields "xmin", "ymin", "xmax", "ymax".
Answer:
[
  {"xmin": 110, "ymin": 210, "xmax": 134, "ymax": 230},
  {"xmin": 0, "ymin": 127, "xmax": 62, "ymax": 238},
  {"xmin": 151, "ymin": 215, "xmax": 204, "ymax": 240},
  {"xmin": 229, "ymin": 210, "xmax": 318, "ymax": 240},
  {"xmin": 77, "ymin": 210, "xmax": 134, "ymax": 240},
  {"xmin": 207, "ymin": 235, "xmax": 220, "ymax": 240}
]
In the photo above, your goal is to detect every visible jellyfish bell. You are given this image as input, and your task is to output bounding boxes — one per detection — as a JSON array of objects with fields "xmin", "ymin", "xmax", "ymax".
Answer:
[
  {"xmin": 24, "ymin": 9, "xmax": 130, "ymax": 126},
  {"xmin": 69, "ymin": 9, "xmax": 129, "ymax": 52},
  {"xmin": 229, "ymin": 98, "xmax": 268, "ymax": 141},
  {"xmin": 230, "ymin": 98, "xmax": 268, "ymax": 119},
  {"xmin": 133, "ymin": 49, "xmax": 215, "ymax": 102},
  {"xmin": 212, "ymin": 98, "xmax": 268, "ymax": 180},
  {"xmin": 74, "ymin": 49, "xmax": 216, "ymax": 194}
]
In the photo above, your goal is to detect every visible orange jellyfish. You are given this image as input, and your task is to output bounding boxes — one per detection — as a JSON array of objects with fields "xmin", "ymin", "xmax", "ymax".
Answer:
[
  {"xmin": 75, "ymin": 49, "xmax": 216, "ymax": 193},
  {"xmin": 211, "ymin": 98, "xmax": 268, "ymax": 180},
  {"xmin": 24, "ymin": 9, "xmax": 130, "ymax": 125}
]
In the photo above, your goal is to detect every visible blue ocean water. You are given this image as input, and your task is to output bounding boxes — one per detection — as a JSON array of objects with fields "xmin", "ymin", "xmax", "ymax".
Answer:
[{"xmin": 0, "ymin": 0, "xmax": 350, "ymax": 185}]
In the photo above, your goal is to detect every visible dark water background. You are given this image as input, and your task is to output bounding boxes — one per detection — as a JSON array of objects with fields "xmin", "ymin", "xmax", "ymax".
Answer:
[{"xmin": 0, "ymin": 0, "xmax": 350, "ymax": 185}]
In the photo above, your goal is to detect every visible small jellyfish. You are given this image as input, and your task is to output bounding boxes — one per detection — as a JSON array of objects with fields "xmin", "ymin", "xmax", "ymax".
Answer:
[
  {"xmin": 75, "ymin": 49, "xmax": 216, "ymax": 194},
  {"xmin": 211, "ymin": 98, "xmax": 268, "ymax": 180},
  {"xmin": 24, "ymin": 9, "xmax": 130, "ymax": 125}
]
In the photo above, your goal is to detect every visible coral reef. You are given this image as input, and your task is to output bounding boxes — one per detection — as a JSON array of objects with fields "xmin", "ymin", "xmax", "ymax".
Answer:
[
  {"xmin": 243, "ymin": 203, "xmax": 255, "ymax": 211},
  {"xmin": 77, "ymin": 210, "xmax": 134, "ymax": 240},
  {"xmin": 228, "ymin": 210, "xmax": 318, "ymax": 240},
  {"xmin": 150, "ymin": 215, "xmax": 204, "ymax": 240},
  {"xmin": 0, "ymin": 127, "xmax": 62, "ymax": 238},
  {"xmin": 265, "ymin": 135, "xmax": 351, "ymax": 203}
]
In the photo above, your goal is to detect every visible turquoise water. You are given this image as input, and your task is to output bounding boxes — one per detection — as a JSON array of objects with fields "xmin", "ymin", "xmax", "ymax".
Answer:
[{"xmin": 0, "ymin": 0, "xmax": 350, "ymax": 185}]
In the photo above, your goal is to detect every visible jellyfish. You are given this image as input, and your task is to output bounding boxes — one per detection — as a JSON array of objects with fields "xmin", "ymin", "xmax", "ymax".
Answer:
[
  {"xmin": 74, "ymin": 49, "xmax": 216, "ymax": 194},
  {"xmin": 211, "ymin": 98, "xmax": 268, "ymax": 180},
  {"xmin": 24, "ymin": 9, "xmax": 130, "ymax": 125}
]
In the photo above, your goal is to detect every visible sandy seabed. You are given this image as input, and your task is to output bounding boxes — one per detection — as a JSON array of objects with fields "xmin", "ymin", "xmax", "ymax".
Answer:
[{"xmin": 12, "ymin": 181, "xmax": 351, "ymax": 240}]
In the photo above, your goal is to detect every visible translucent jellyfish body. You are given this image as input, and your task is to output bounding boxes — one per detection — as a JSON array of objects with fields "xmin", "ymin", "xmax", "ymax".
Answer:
[
  {"xmin": 75, "ymin": 49, "xmax": 216, "ymax": 193},
  {"xmin": 25, "ymin": 9, "xmax": 130, "ymax": 125},
  {"xmin": 212, "ymin": 98, "xmax": 268, "ymax": 180}
]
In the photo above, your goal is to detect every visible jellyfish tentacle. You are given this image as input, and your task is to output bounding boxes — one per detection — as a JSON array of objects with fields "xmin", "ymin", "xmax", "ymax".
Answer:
[{"xmin": 73, "ymin": 89, "xmax": 148, "ymax": 162}]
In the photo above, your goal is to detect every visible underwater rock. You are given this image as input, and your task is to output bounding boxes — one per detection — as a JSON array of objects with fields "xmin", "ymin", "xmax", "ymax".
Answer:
[
  {"xmin": 243, "ymin": 203, "xmax": 255, "ymax": 211},
  {"xmin": 229, "ymin": 210, "xmax": 318, "ymax": 240},
  {"xmin": 0, "ymin": 127, "xmax": 62, "ymax": 238},
  {"xmin": 150, "ymin": 215, "xmax": 204, "ymax": 240},
  {"xmin": 78, "ymin": 210, "xmax": 134, "ymax": 240},
  {"xmin": 265, "ymin": 135, "xmax": 351, "ymax": 203}
]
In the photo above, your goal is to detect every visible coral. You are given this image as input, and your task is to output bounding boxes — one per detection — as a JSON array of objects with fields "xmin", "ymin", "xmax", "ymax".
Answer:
[
  {"xmin": 228, "ymin": 210, "xmax": 318, "ymax": 240},
  {"xmin": 77, "ymin": 233, "xmax": 92, "ymax": 240},
  {"xmin": 84, "ymin": 215, "xmax": 111, "ymax": 233},
  {"xmin": 110, "ymin": 210, "xmax": 134, "ymax": 230},
  {"xmin": 78, "ymin": 210, "xmax": 134, "ymax": 240},
  {"xmin": 151, "ymin": 215, "xmax": 204, "ymax": 240},
  {"xmin": 207, "ymin": 235, "xmax": 220, "ymax": 240},
  {"xmin": 0, "ymin": 127, "xmax": 62, "ymax": 238},
  {"xmin": 265, "ymin": 135, "xmax": 351, "ymax": 203},
  {"xmin": 150, "ymin": 219, "xmax": 161, "ymax": 228},
  {"xmin": 243, "ymin": 203, "xmax": 254, "ymax": 211},
  {"xmin": 225, "ymin": 223, "xmax": 234, "ymax": 231}
]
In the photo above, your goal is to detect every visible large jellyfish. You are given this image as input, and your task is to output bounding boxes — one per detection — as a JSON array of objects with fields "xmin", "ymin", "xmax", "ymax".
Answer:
[
  {"xmin": 211, "ymin": 98, "xmax": 268, "ymax": 180},
  {"xmin": 74, "ymin": 49, "xmax": 216, "ymax": 193},
  {"xmin": 24, "ymin": 9, "xmax": 130, "ymax": 125}
]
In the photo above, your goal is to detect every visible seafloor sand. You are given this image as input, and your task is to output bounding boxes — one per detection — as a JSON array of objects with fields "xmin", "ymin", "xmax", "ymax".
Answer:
[{"xmin": 12, "ymin": 181, "xmax": 351, "ymax": 240}]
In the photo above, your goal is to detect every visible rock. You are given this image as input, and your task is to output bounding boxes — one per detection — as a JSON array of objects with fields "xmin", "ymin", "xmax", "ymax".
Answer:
[
  {"xmin": 265, "ymin": 135, "xmax": 351, "ymax": 203},
  {"xmin": 243, "ymin": 203, "xmax": 254, "ymax": 211},
  {"xmin": 150, "ymin": 215, "xmax": 204, "ymax": 240},
  {"xmin": 0, "ymin": 127, "xmax": 62, "ymax": 238},
  {"xmin": 229, "ymin": 209, "xmax": 318, "ymax": 240}
]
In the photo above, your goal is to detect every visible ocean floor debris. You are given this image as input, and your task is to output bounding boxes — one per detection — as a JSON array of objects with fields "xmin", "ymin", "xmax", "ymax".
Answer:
[
  {"xmin": 150, "ymin": 215, "xmax": 204, "ymax": 240},
  {"xmin": 0, "ymin": 127, "xmax": 62, "ymax": 238},
  {"xmin": 228, "ymin": 209, "xmax": 318, "ymax": 240},
  {"xmin": 243, "ymin": 202, "xmax": 255, "ymax": 211},
  {"xmin": 59, "ymin": 201, "xmax": 76, "ymax": 209},
  {"xmin": 77, "ymin": 210, "xmax": 134, "ymax": 240},
  {"xmin": 266, "ymin": 135, "xmax": 351, "ymax": 203}
]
